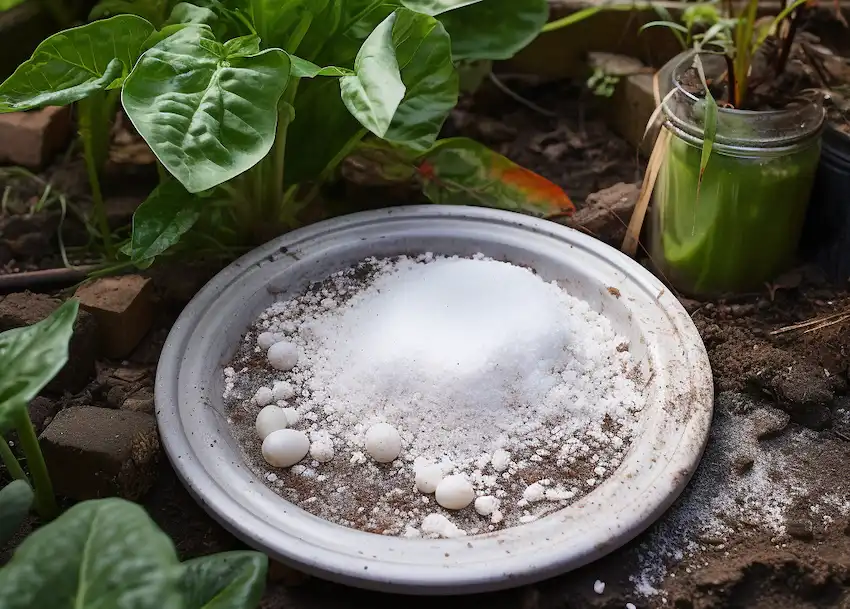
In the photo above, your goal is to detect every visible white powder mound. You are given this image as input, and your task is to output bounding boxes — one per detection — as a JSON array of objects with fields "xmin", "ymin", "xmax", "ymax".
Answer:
[
  {"xmin": 224, "ymin": 254, "xmax": 646, "ymax": 537},
  {"xmin": 301, "ymin": 256, "xmax": 642, "ymax": 461}
]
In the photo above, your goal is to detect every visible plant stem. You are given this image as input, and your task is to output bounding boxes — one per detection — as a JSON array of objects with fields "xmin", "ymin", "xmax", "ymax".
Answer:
[
  {"xmin": 77, "ymin": 96, "xmax": 115, "ymax": 258},
  {"xmin": 776, "ymin": 6, "xmax": 805, "ymax": 76},
  {"xmin": 724, "ymin": 54, "xmax": 738, "ymax": 107},
  {"xmin": 12, "ymin": 408, "xmax": 57, "ymax": 519},
  {"xmin": 0, "ymin": 436, "xmax": 29, "ymax": 483}
]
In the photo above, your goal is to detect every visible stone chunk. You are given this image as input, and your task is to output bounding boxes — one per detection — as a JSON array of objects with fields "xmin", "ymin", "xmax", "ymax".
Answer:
[
  {"xmin": 0, "ymin": 107, "xmax": 72, "ymax": 168},
  {"xmin": 0, "ymin": 292, "xmax": 97, "ymax": 394},
  {"xmin": 40, "ymin": 406, "xmax": 159, "ymax": 501},
  {"xmin": 75, "ymin": 275, "xmax": 153, "ymax": 359},
  {"xmin": 568, "ymin": 182, "xmax": 639, "ymax": 246},
  {"xmin": 749, "ymin": 407, "xmax": 791, "ymax": 441}
]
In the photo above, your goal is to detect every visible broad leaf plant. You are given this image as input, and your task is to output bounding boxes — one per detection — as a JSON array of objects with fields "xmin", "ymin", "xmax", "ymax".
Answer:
[{"xmin": 0, "ymin": 0, "xmax": 575, "ymax": 269}]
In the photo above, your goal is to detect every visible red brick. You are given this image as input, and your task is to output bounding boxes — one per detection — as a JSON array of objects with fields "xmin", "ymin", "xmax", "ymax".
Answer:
[
  {"xmin": 0, "ymin": 106, "xmax": 72, "ymax": 168},
  {"xmin": 75, "ymin": 275, "xmax": 153, "ymax": 359}
]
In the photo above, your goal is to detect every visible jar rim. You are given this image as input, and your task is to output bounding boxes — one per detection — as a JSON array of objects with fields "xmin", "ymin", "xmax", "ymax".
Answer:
[{"xmin": 662, "ymin": 50, "xmax": 825, "ymax": 149}]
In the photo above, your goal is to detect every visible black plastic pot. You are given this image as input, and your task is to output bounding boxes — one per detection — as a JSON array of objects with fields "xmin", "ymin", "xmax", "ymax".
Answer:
[{"xmin": 802, "ymin": 123, "xmax": 850, "ymax": 283}]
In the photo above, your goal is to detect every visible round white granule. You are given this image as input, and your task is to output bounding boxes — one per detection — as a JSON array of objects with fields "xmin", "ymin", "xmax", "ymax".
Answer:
[
  {"xmin": 253, "ymin": 387, "xmax": 274, "ymax": 407},
  {"xmin": 490, "ymin": 510, "xmax": 503, "ymax": 524},
  {"xmin": 255, "ymin": 405, "xmax": 291, "ymax": 440},
  {"xmin": 474, "ymin": 495, "xmax": 500, "ymax": 516},
  {"xmin": 272, "ymin": 381, "xmax": 295, "ymax": 401},
  {"xmin": 415, "ymin": 463, "xmax": 443, "ymax": 494},
  {"xmin": 257, "ymin": 332, "xmax": 278, "ymax": 350},
  {"xmin": 262, "ymin": 429, "xmax": 309, "ymax": 467},
  {"xmin": 593, "ymin": 580, "xmax": 605, "ymax": 594},
  {"xmin": 310, "ymin": 440, "xmax": 334, "ymax": 463},
  {"xmin": 435, "ymin": 475, "xmax": 475, "ymax": 510},
  {"xmin": 267, "ymin": 341, "xmax": 299, "ymax": 371},
  {"xmin": 492, "ymin": 449, "xmax": 511, "ymax": 472},
  {"xmin": 365, "ymin": 423, "xmax": 402, "ymax": 463}
]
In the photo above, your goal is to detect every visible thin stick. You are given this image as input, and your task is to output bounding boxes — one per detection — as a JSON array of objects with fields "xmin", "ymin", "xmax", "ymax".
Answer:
[
  {"xmin": 770, "ymin": 309, "xmax": 850, "ymax": 335},
  {"xmin": 802, "ymin": 314, "xmax": 850, "ymax": 335},
  {"xmin": 488, "ymin": 73, "xmax": 557, "ymax": 118},
  {"xmin": 622, "ymin": 128, "xmax": 671, "ymax": 257}
]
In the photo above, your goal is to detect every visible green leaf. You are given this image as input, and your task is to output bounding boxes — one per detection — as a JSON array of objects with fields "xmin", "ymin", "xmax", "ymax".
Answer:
[
  {"xmin": 0, "ymin": 299, "xmax": 78, "ymax": 432},
  {"xmin": 341, "ymin": 8, "xmax": 457, "ymax": 151},
  {"xmin": 129, "ymin": 180, "xmax": 204, "ymax": 263},
  {"xmin": 340, "ymin": 11, "xmax": 405, "ymax": 138},
  {"xmin": 234, "ymin": 0, "xmax": 332, "ymax": 52},
  {"xmin": 224, "ymin": 34, "xmax": 261, "ymax": 57},
  {"xmin": 380, "ymin": 8, "xmax": 457, "ymax": 151},
  {"xmin": 0, "ymin": 16, "xmax": 156, "ymax": 112},
  {"xmin": 0, "ymin": 499, "xmax": 182, "ymax": 609},
  {"xmin": 400, "ymin": 0, "xmax": 480, "ymax": 15},
  {"xmin": 417, "ymin": 138, "xmax": 575, "ymax": 217},
  {"xmin": 165, "ymin": 2, "xmax": 218, "ymax": 26},
  {"xmin": 180, "ymin": 552, "xmax": 268, "ymax": 609},
  {"xmin": 90, "ymin": 0, "xmax": 172, "ymax": 26},
  {"xmin": 429, "ymin": 0, "xmax": 548, "ymax": 61},
  {"xmin": 290, "ymin": 56, "xmax": 351, "ymax": 77},
  {"xmin": 122, "ymin": 26, "xmax": 291, "ymax": 193},
  {"xmin": 0, "ymin": 481, "xmax": 33, "ymax": 547}
]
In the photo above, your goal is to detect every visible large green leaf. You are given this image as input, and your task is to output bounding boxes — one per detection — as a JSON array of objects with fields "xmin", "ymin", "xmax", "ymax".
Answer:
[
  {"xmin": 0, "ymin": 16, "xmax": 156, "ymax": 112},
  {"xmin": 417, "ymin": 138, "xmax": 575, "ymax": 216},
  {"xmin": 0, "ymin": 481, "xmax": 33, "ymax": 547},
  {"xmin": 381, "ymin": 8, "xmax": 457, "ymax": 151},
  {"xmin": 180, "ymin": 552, "xmax": 268, "ymax": 609},
  {"xmin": 0, "ymin": 499, "xmax": 182, "ymax": 609},
  {"xmin": 165, "ymin": 2, "xmax": 217, "ymax": 26},
  {"xmin": 128, "ymin": 180, "xmax": 204, "ymax": 264},
  {"xmin": 434, "ymin": 0, "xmax": 548, "ymax": 60},
  {"xmin": 340, "ymin": 11, "xmax": 404, "ymax": 138},
  {"xmin": 0, "ymin": 299, "xmax": 78, "ymax": 432},
  {"xmin": 122, "ymin": 26, "xmax": 291, "ymax": 193}
]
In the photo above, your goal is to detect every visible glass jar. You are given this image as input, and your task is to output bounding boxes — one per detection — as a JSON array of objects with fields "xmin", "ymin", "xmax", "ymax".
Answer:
[{"xmin": 650, "ymin": 52, "xmax": 824, "ymax": 296}]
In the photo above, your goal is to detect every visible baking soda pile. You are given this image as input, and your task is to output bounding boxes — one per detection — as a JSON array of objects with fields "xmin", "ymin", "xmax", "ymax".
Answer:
[{"xmin": 223, "ymin": 254, "xmax": 646, "ymax": 537}]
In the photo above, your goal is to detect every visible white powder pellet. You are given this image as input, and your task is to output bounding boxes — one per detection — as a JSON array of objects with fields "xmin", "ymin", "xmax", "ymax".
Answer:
[
  {"xmin": 365, "ymin": 423, "xmax": 402, "ymax": 463},
  {"xmin": 594, "ymin": 580, "xmax": 606, "ymax": 594},
  {"xmin": 257, "ymin": 332, "xmax": 278, "ymax": 350},
  {"xmin": 415, "ymin": 463, "xmax": 443, "ymax": 494},
  {"xmin": 474, "ymin": 496, "xmax": 500, "ymax": 516},
  {"xmin": 281, "ymin": 407, "xmax": 299, "ymax": 426},
  {"xmin": 490, "ymin": 510, "xmax": 503, "ymax": 524},
  {"xmin": 255, "ymin": 405, "xmax": 291, "ymax": 440},
  {"xmin": 626, "ymin": 604, "xmax": 636, "ymax": 609},
  {"xmin": 262, "ymin": 429, "xmax": 310, "ymax": 468},
  {"xmin": 492, "ymin": 449, "xmax": 511, "ymax": 472},
  {"xmin": 403, "ymin": 526, "xmax": 421, "ymax": 538},
  {"xmin": 421, "ymin": 513, "xmax": 466, "ymax": 538},
  {"xmin": 310, "ymin": 439, "xmax": 334, "ymax": 463},
  {"xmin": 350, "ymin": 451, "xmax": 367, "ymax": 465},
  {"xmin": 522, "ymin": 482, "xmax": 546, "ymax": 503},
  {"xmin": 436, "ymin": 475, "xmax": 475, "ymax": 510},
  {"xmin": 254, "ymin": 387, "xmax": 274, "ymax": 407},
  {"xmin": 267, "ymin": 341, "xmax": 299, "ymax": 371}
]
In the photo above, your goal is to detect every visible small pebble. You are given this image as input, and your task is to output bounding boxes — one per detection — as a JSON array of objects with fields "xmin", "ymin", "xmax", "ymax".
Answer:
[
  {"xmin": 365, "ymin": 423, "xmax": 402, "ymax": 463},
  {"xmin": 435, "ymin": 475, "xmax": 475, "ymax": 510},
  {"xmin": 257, "ymin": 332, "xmax": 278, "ymax": 349},
  {"xmin": 268, "ymin": 341, "xmax": 299, "ymax": 371},
  {"xmin": 474, "ymin": 495, "xmax": 499, "ymax": 516},
  {"xmin": 262, "ymin": 429, "xmax": 310, "ymax": 467},
  {"xmin": 593, "ymin": 580, "xmax": 605, "ymax": 594},
  {"xmin": 627, "ymin": 604, "xmax": 636, "ymax": 609},
  {"xmin": 415, "ymin": 463, "xmax": 443, "ymax": 494}
]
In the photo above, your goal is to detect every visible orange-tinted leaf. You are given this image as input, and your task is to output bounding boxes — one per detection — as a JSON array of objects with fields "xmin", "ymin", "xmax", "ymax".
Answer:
[{"xmin": 417, "ymin": 138, "xmax": 574, "ymax": 216}]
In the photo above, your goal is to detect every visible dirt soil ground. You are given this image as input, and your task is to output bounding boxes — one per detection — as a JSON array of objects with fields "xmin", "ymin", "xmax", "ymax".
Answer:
[{"xmin": 1, "ymin": 82, "xmax": 849, "ymax": 608}]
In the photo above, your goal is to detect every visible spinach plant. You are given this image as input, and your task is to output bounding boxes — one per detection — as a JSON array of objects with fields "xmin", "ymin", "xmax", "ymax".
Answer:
[
  {"xmin": 0, "ymin": 0, "xmax": 575, "ymax": 270},
  {"xmin": 0, "ymin": 489, "xmax": 268, "ymax": 609},
  {"xmin": 0, "ymin": 299, "xmax": 79, "ymax": 520}
]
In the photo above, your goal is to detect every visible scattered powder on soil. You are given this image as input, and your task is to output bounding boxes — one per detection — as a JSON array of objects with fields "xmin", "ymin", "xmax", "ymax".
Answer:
[
  {"xmin": 223, "ymin": 254, "xmax": 645, "ymax": 537},
  {"xmin": 629, "ymin": 391, "xmax": 850, "ymax": 600}
]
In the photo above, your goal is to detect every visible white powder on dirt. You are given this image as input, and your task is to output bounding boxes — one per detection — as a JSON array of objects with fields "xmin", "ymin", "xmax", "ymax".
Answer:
[
  {"xmin": 629, "ymin": 391, "xmax": 850, "ymax": 599},
  {"xmin": 224, "ymin": 254, "xmax": 645, "ymax": 537}
]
